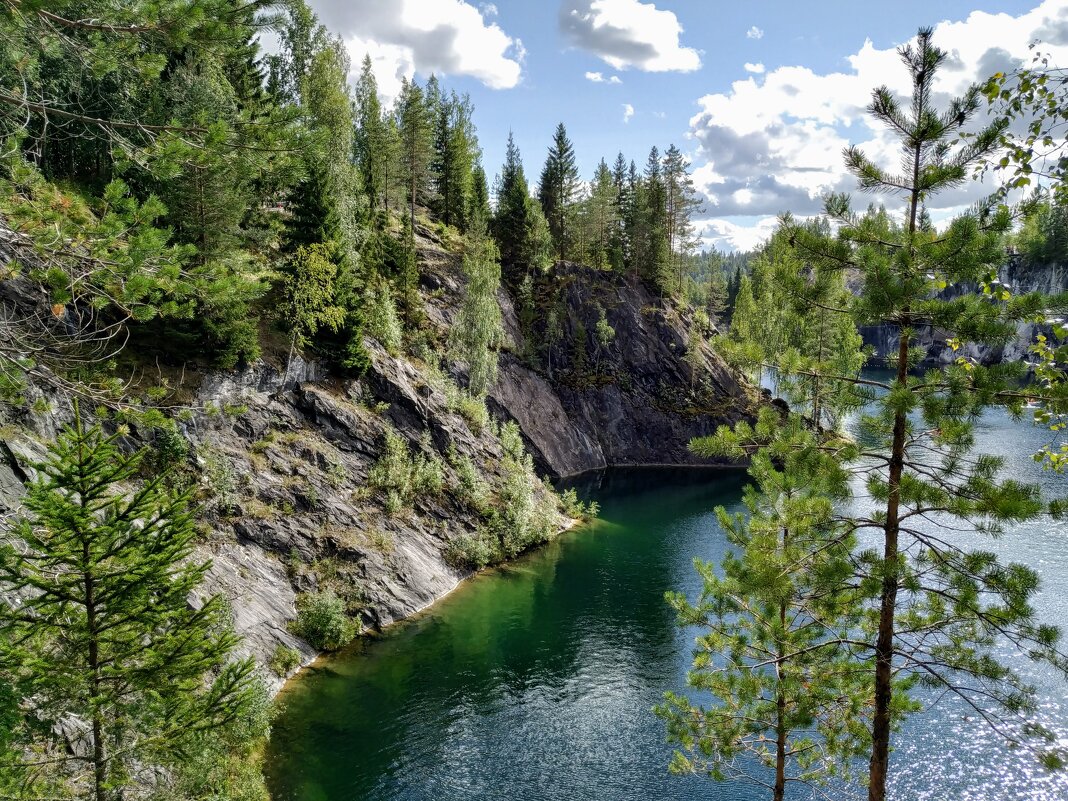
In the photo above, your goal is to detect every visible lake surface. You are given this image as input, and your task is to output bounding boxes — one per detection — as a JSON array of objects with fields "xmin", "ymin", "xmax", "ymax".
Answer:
[{"xmin": 265, "ymin": 407, "xmax": 1068, "ymax": 801}]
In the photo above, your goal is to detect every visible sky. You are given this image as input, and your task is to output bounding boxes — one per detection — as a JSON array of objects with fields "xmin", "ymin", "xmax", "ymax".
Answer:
[{"xmin": 299, "ymin": 0, "xmax": 1068, "ymax": 252}]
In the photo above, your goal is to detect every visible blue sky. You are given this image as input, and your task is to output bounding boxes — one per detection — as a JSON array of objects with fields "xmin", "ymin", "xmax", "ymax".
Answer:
[{"xmin": 303, "ymin": 0, "xmax": 1068, "ymax": 251}]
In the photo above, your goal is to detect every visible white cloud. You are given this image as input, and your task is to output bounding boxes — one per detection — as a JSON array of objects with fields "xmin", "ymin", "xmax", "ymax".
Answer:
[
  {"xmin": 585, "ymin": 70, "xmax": 622, "ymax": 83},
  {"xmin": 622, "ymin": 103, "xmax": 635, "ymax": 123},
  {"xmin": 560, "ymin": 0, "xmax": 701, "ymax": 72},
  {"xmin": 311, "ymin": 0, "xmax": 524, "ymax": 104},
  {"xmin": 688, "ymin": 0, "xmax": 1068, "ymax": 235},
  {"xmin": 480, "ymin": 2, "xmax": 498, "ymax": 16},
  {"xmin": 746, "ymin": 26, "xmax": 764, "ymax": 40},
  {"xmin": 699, "ymin": 216, "xmax": 781, "ymax": 252},
  {"xmin": 743, "ymin": 62, "xmax": 765, "ymax": 74}
]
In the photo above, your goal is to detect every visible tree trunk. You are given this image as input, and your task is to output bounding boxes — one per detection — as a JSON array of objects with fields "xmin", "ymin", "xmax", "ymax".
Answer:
[
  {"xmin": 868, "ymin": 327, "xmax": 907, "ymax": 801},
  {"xmin": 869, "ymin": 131, "xmax": 922, "ymax": 801},
  {"xmin": 85, "ymin": 543, "xmax": 107, "ymax": 801}
]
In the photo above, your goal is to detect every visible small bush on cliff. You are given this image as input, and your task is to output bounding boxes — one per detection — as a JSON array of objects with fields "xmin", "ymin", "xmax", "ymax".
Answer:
[
  {"xmin": 292, "ymin": 590, "xmax": 357, "ymax": 651},
  {"xmin": 368, "ymin": 428, "xmax": 446, "ymax": 513},
  {"xmin": 268, "ymin": 645, "xmax": 303, "ymax": 677},
  {"xmin": 445, "ymin": 531, "xmax": 497, "ymax": 569}
]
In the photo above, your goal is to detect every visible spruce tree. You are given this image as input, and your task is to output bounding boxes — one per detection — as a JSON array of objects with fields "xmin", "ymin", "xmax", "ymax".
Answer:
[
  {"xmin": 0, "ymin": 414, "xmax": 260, "ymax": 801},
  {"xmin": 492, "ymin": 132, "xmax": 532, "ymax": 274},
  {"xmin": 586, "ymin": 159, "xmax": 618, "ymax": 269},
  {"xmin": 641, "ymin": 147, "xmax": 670, "ymax": 288},
  {"xmin": 432, "ymin": 91, "xmax": 478, "ymax": 230},
  {"xmin": 538, "ymin": 123, "xmax": 580, "ymax": 260},
  {"xmin": 609, "ymin": 152, "xmax": 630, "ymax": 271}
]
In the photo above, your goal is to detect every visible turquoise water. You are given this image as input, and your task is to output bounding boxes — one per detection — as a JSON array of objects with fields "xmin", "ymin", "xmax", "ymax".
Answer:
[{"xmin": 265, "ymin": 410, "xmax": 1068, "ymax": 801}]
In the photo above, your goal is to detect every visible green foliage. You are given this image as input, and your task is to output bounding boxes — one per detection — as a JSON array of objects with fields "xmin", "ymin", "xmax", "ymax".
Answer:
[
  {"xmin": 367, "ymin": 428, "xmax": 445, "ymax": 513},
  {"xmin": 283, "ymin": 243, "xmax": 346, "ymax": 351},
  {"xmin": 538, "ymin": 123, "xmax": 581, "ymax": 260},
  {"xmin": 268, "ymin": 645, "xmax": 303, "ymax": 678},
  {"xmin": 982, "ymin": 54, "xmax": 1068, "ymax": 200},
  {"xmin": 492, "ymin": 132, "xmax": 552, "ymax": 276},
  {"xmin": 558, "ymin": 488, "xmax": 599, "ymax": 521},
  {"xmin": 0, "ymin": 411, "xmax": 260, "ymax": 800},
  {"xmin": 293, "ymin": 590, "xmax": 357, "ymax": 651},
  {"xmin": 432, "ymin": 90, "xmax": 480, "ymax": 230},
  {"xmin": 396, "ymin": 77, "xmax": 435, "ymax": 229},
  {"xmin": 1014, "ymin": 198, "xmax": 1068, "ymax": 267},
  {"xmin": 664, "ymin": 413, "xmax": 872, "ymax": 797},
  {"xmin": 363, "ymin": 275, "xmax": 404, "ymax": 355},
  {"xmin": 710, "ymin": 29, "xmax": 1068, "ymax": 801},
  {"xmin": 451, "ymin": 218, "xmax": 504, "ymax": 396},
  {"xmin": 149, "ymin": 677, "xmax": 274, "ymax": 801},
  {"xmin": 444, "ymin": 531, "xmax": 497, "ymax": 570}
]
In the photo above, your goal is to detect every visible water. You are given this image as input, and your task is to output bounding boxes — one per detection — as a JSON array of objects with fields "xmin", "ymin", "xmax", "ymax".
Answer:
[{"xmin": 265, "ymin": 410, "xmax": 1068, "ymax": 801}]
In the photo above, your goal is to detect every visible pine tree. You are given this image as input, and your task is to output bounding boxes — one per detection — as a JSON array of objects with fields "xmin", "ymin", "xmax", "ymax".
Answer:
[
  {"xmin": 662, "ymin": 144, "xmax": 703, "ymax": 295},
  {"xmin": 538, "ymin": 123, "xmax": 580, "ymax": 260},
  {"xmin": 663, "ymin": 414, "xmax": 870, "ymax": 800},
  {"xmin": 744, "ymin": 28, "xmax": 1068, "ymax": 801},
  {"xmin": 397, "ymin": 77, "xmax": 435, "ymax": 231},
  {"xmin": 0, "ymin": 414, "xmax": 260, "ymax": 801}
]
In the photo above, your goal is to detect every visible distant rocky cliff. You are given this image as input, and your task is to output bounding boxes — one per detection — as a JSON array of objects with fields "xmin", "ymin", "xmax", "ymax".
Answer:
[
  {"xmin": 859, "ymin": 255, "xmax": 1067, "ymax": 367},
  {"xmin": 0, "ymin": 225, "xmax": 758, "ymax": 691}
]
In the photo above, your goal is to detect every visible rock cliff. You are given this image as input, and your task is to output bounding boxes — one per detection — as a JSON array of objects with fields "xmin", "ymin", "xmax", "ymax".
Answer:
[{"xmin": 0, "ymin": 225, "xmax": 758, "ymax": 691}]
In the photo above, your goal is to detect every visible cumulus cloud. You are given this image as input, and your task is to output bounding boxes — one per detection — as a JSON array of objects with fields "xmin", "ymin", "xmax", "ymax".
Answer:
[
  {"xmin": 746, "ymin": 26, "xmax": 764, "ymax": 40},
  {"xmin": 743, "ymin": 62, "xmax": 765, "ymax": 74},
  {"xmin": 688, "ymin": 0, "xmax": 1068, "ymax": 244},
  {"xmin": 559, "ymin": 0, "xmax": 701, "ymax": 72},
  {"xmin": 310, "ymin": 0, "xmax": 524, "ymax": 103},
  {"xmin": 622, "ymin": 103, "xmax": 635, "ymax": 123},
  {"xmin": 699, "ymin": 216, "xmax": 782, "ymax": 252},
  {"xmin": 585, "ymin": 70, "xmax": 622, "ymax": 84}
]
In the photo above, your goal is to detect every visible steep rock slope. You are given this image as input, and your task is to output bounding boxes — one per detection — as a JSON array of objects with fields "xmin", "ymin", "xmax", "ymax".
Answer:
[
  {"xmin": 490, "ymin": 263, "xmax": 754, "ymax": 476},
  {"xmin": 0, "ymin": 225, "xmax": 757, "ymax": 689}
]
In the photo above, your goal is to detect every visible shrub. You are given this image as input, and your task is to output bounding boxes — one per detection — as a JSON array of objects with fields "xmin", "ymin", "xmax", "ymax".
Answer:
[
  {"xmin": 367, "ymin": 427, "xmax": 445, "ymax": 512},
  {"xmin": 367, "ymin": 429, "xmax": 411, "ymax": 494},
  {"xmin": 558, "ymin": 488, "xmax": 600, "ymax": 521},
  {"xmin": 292, "ymin": 590, "xmax": 357, "ymax": 651},
  {"xmin": 444, "ymin": 531, "xmax": 498, "ymax": 569},
  {"xmin": 452, "ymin": 452, "xmax": 491, "ymax": 516},
  {"xmin": 444, "ymin": 383, "xmax": 490, "ymax": 434},
  {"xmin": 497, "ymin": 420, "xmax": 525, "ymax": 461},
  {"xmin": 411, "ymin": 451, "xmax": 444, "ymax": 497},
  {"xmin": 268, "ymin": 645, "xmax": 302, "ymax": 677}
]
